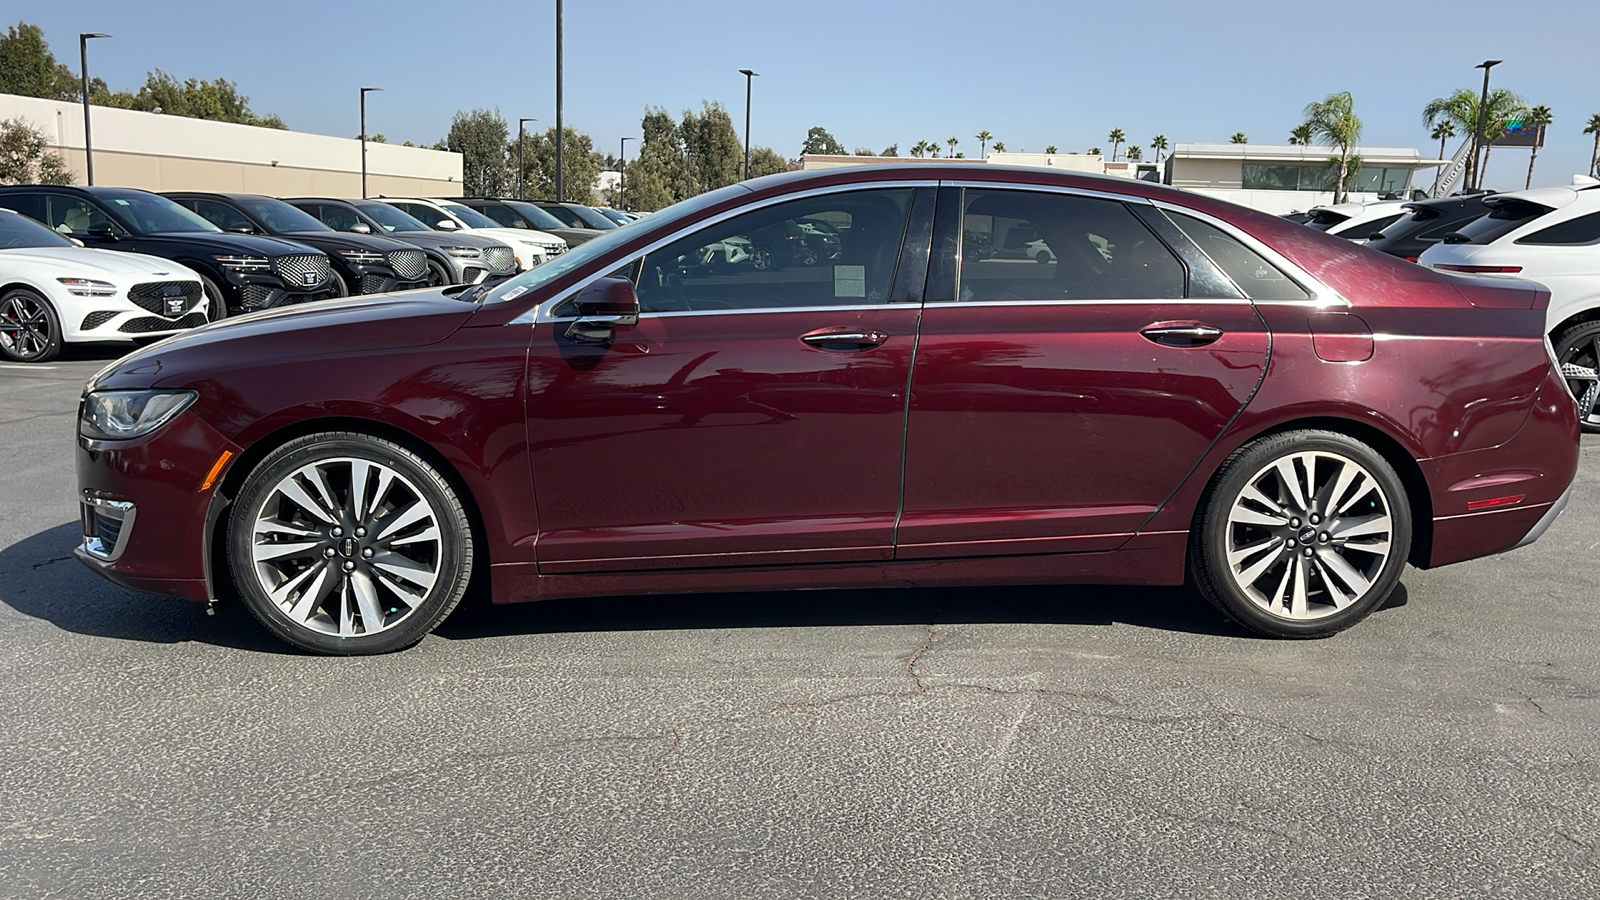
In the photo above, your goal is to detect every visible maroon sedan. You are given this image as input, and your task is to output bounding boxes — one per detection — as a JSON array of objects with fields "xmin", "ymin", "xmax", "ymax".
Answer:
[{"xmin": 75, "ymin": 165, "xmax": 1578, "ymax": 654}]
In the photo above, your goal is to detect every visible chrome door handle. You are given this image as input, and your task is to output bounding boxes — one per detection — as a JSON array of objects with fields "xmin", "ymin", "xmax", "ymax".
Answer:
[
  {"xmin": 800, "ymin": 329, "xmax": 889, "ymax": 351},
  {"xmin": 1140, "ymin": 323, "xmax": 1223, "ymax": 347}
]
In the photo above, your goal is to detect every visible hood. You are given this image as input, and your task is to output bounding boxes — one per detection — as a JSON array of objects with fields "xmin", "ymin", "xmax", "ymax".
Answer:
[
  {"xmin": 276, "ymin": 231, "xmax": 418, "ymax": 254},
  {"xmin": 138, "ymin": 231, "xmax": 328, "ymax": 257},
  {"xmin": 0, "ymin": 246, "xmax": 199, "ymax": 280},
  {"xmin": 89, "ymin": 289, "xmax": 478, "ymax": 392},
  {"xmin": 462, "ymin": 226, "xmax": 563, "ymax": 246},
  {"xmin": 385, "ymin": 231, "xmax": 511, "ymax": 251},
  {"xmin": 552, "ymin": 227, "xmax": 604, "ymax": 246}
]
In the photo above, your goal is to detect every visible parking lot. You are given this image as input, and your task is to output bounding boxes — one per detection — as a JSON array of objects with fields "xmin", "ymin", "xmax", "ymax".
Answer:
[{"xmin": 2, "ymin": 349, "xmax": 1599, "ymax": 898}]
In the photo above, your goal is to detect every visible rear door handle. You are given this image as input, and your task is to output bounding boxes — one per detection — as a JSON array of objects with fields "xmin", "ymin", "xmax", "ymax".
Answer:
[
  {"xmin": 800, "ymin": 328, "xmax": 889, "ymax": 351},
  {"xmin": 1140, "ymin": 323, "xmax": 1224, "ymax": 347}
]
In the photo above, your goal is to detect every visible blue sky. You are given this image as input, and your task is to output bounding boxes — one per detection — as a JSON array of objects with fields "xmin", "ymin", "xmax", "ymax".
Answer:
[{"xmin": 21, "ymin": 0, "xmax": 1599, "ymax": 190}]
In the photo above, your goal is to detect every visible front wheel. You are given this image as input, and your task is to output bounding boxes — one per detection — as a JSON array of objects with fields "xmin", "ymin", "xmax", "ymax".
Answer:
[
  {"xmin": 228, "ymin": 432, "xmax": 475, "ymax": 654},
  {"xmin": 1190, "ymin": 430, "xmax": 1411, "ymax": 638},
  {"xmin": 0, "ymin": 288, "xmax": 62, "ymax": 363},
  {"xmin": 198, "ymin": 273, "xmax": 230, "ymax": 320},
  {"xmin": 1553, "ymin": 320, "xmax": 1600, "ymax": 433},
  {"xmin": 425, "ymin": 259, "xmax": 451, "ymax": 287}
]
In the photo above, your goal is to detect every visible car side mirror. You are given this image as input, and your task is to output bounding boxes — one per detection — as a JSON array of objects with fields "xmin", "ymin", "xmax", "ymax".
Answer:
[
  {"xmin": 564, "ymin": 277, "xmax": 640, "ymax": 344},
  {"xmin": 228, "ymin": 222, "xmax": 258, "ymax": 234},
  {"xmin": 86, "ymin": 224, "xmax": 119, "ymax": 241},
  {"xmin": 350, "ymin": 222, "xmax": 372, "ymax": 234},
  {"xmin": 435, "ymin": 219, "xmax": 459, "ymax": 231}
]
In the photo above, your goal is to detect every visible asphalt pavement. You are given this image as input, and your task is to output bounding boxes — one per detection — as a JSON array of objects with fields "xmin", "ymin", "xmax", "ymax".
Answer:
[{"xmin": 2, "ymin": 347, "xmax": 1597, "ymax": 899}]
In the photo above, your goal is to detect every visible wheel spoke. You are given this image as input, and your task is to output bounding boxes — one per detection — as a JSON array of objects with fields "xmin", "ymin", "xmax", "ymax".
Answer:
[
  {"xmin": 252, "ymin": 540, "xmax": 321, "ymax": 563},
  {"xmin": 376, "ymin": 500, "xmax": 433, "ymax": 541},
  {"xmin": 349, "ymin": 460, "xmax": 372, "ymax": 522},
  {"xmin": 271, "ymin": 561, "xmax": 328, "ymax": 610},
  {"xmin": 1331, "ymin": 513, "xmax": 1390, "ymax": 540},
  {"xmin": 285, "ymin": 563, "xmax": 335, "ymax": 622},
  {"xmin": 388, "ymin": 523, "xmax": 441, "ymax": 548},
  {"xmin": 350, "ymin": 570, "xmax": 388, "ymax": 633},
  {"xmin": 1229, "ymin": 503, "xmax": 1287, "ymax": 527},
  {"xmin": 371, "ymin": 552, "xmax": 438, "ymax": 593},
  {"xmin": 300, "ymin": 465, "xmax": 340, "ymax": 520},
  {"xmin": 1290, "ymin": 556, "xmax": 1309, "ymax": 618},
  {"xmin": 367, "ymin": 469, "xmax": 395, "ymax": 520},
  {"xmin": 1229, "ymin": 539, "xmax": 1281, "ymax": 587},
  {"xmin": 1316, "ymin": 547, "xmax": 1371, "ymax": 597},
  {"xmin": 256, "ymin": 520, "xmax": 321, "ymax": 539},
  {"xmin": 276, "ymin": 478, "xmax": 338, "ymax": 525},
  {"xmin": 1268, "ymin": 557, "xmax": 1295, "ymax": 613},
  {"xmin": 1311, "ymin": 556, "xmax": 1353, "ymax": 609},
  {"xmin": 1274, "ymin": 458, "xmax": 1307, "ymax": 510},
  {"xmin": 1334, "ymin": 471, "xmax": 1372, "ymax": 516}
]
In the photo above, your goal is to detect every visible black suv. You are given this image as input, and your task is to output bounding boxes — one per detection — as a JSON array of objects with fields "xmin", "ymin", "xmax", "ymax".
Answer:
[
  {"xmin": 285, "ymin": 198, "xmax": 517, "ymax": 285},
  {"xmin": 529, "ymin": 199, "xmax": 619, "ymax": 231},
  {"xmin": 452, "ymin": 197, "xmax": 605, "ymax": 247},
  {"xmin": 1361, "ymin": 194, "xmax": 1496, "ymax": 262},
  {"xmin": 0, "ymin": 186, "xmax": 339, "ymax": 317},
  {"xmin": 165, "ymin": 193, "xmax": 430, "ymax": 295}
]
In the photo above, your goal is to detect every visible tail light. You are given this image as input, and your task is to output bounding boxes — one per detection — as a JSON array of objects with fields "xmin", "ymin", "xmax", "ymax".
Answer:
[
  {"xmin": 1435, "ymin": 264, "xmax": 1524, "ymax": 274},
  {"xmin": 1404, "ymin": 256, "xmax": 1419, "ymax": 263}
]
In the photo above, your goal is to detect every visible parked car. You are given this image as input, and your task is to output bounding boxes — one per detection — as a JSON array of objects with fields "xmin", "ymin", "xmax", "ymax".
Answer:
[
  {"xmin": 165, "ymin": 193, "xmax": 431, "ymax": 296},
  {"xmin": 376, "ymin": 197, "xmax": 566, "ymax": 271},
  {"xmin": 0, "ymin": 208, "xmax": 206, "ymax": 362},
  {"xmin": 594, "ymin": 207, "xmax": 637, "ymax": 226},
  {"xmin": 1361, "ymin": 194, "xmax": 1495, "ymax": 262},
  {"xmin": 1417, "ymin": 181, "xmax": 1600, "ymax": 429},
  {"xmin": 0, "ymin": 185, "xmax": 338, "ymax": 317},
  {"xmin": 75, "ymin": 164, "xmax": 1576, "ymax": 654},
  {"xmin": 284, "ymin": 198, "xmax": 517, "ymax": 285},
  {"xmin": 1304, "ymin": 200, "xmax": 1410, "ymax": 242},
  {"xmin": 529, "ymin": 200, "xmax": 620, "ymax": 231},
  {"xmin": 451, "ymin": 197, "xmax": 605, "ymax": 247}
]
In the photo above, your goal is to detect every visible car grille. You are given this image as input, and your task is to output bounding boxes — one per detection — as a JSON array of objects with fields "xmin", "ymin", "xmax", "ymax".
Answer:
[
  {"xmin": 272, "ymin": 253, "xmax": 331, "ymax": 288},
  {"xmin": 127, "ymin": 281, "xmax": 204, "ymax": 317},
  {"xmin": 241, "ymin": 284, "xmax": 276, "ymax": 309},
  {"xmin": 543, "ymin": 242, "xmax": 566, "ymax": 256},
  {"xmin": 80, "ymin": 311, "xmax": 118, "ymax": 330},
  {"xmin": 482, "ymin": 247, "xmax": 515, "ymax": 273},
  {"xmin": 118, "ymin": 312, "xmax": 208, "ymax": 334},
  {"xmin": 387, "ymin": 249, "xmax": 426, "ymax": 280},
  {"xmin": 461, "ymin": 266, "xmax": 484, "ymax": 283},
  {"xmin": 360, "ymin": 274, "xmax": 390, "ymax": 295}
]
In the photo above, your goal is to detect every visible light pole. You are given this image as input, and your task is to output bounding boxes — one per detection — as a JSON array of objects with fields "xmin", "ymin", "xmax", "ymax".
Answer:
[
  {"xmin": 78, "ymin": 33, "xmax": 110, "ymax": 186},
  {"xmin": 554, "ymin": 0, "xmax": 564, "ymax": 201},
  {"xmin": 619, "ymin": 137, "xmax": 633, "ymax": 210},
  {"xmin": 517, "ymin": 118, "xmax": 537, "ymax": 199},
  {"xmin": 738, "ymin": 68, "xmax": 758, "ymax": 180},
  {"xmin": 359, "ymin": 87, "xmax": 382, "ymax": 198},
  {"xmin": 1472, "ymin": 59, "xmax": 1501, "ymax": 191}
]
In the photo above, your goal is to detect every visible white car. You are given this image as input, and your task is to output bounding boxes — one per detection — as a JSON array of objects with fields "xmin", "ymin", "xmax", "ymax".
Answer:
[
  {"xmin": 377, "ymin": 198, "xmax": 567, "ymax": 271},
  {"xmin": 0, "ymin": 208, "xmax": 207, "ymax": 363},
  {"xmin": 1305, "ymin": 200, "xmax": 1412, "ymax": 243},
  {"xmin": 1418, "ymin": 177, "xmax": 1600, "ymax": 428}
]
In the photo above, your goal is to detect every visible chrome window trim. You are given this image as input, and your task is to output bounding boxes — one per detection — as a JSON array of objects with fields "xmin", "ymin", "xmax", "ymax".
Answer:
[
  {"xmin": 936, "ymin": 297, "xmax": 1255, "ymax": 309},
  {"xmin": 1146, "ymin": 200, "xmax": 1351, "ymax": 308},
  {"xmin": 938, "ymin": 179, "xmax": 1153, "ymax": 205},
  {"xmin": 536, "ymin": 303, "xmax": 909, "ymax": 323},
  {"xmin": 512, "ymin": 181, "xmax": 939, "ymax": 325}
]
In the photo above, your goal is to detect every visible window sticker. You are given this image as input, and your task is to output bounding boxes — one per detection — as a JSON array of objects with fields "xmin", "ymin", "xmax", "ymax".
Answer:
[
  {"xmin": 113, "ymin": 199, "xmax": 131, "ymax": 206},
  {"xmin": 834, "ymin": 264, "xmax": 866, "ymax": 298},
  {"xmin": 501, "ymin": 285, "xmax": 529, "ymax": 301}
]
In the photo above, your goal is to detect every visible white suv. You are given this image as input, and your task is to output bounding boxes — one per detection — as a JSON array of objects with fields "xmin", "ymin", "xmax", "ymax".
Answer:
[
  {"xmin": 1305, "ymin": 200, "xmax": 1411, "ymax": 243},
  {"xmin": 378, "ymin": 198, "xmax": 567, "ymax": 271},
  {"xmin": 1418, "ymin": 178, "xmax": 1600, "ymax": 428}
]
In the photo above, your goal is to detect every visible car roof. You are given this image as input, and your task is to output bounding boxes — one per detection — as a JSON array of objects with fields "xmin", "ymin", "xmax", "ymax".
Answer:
[{"xmin": 1483, "ymin": 185, "xmax": 1588, "ymax": 211}]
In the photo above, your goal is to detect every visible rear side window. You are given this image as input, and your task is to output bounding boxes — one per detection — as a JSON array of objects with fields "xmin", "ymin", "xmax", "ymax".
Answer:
[
  {"xmin": 1163, "ymin": 211, "xmax": 1310, "ymax": 302},
  {"xmin": 1306, "ymin": 210, "xmax": 1350, "ymax": 230},
  {"xmin": 474, "ymin": 203, "xmax": 523, "ymax": 228},
  {"xmin": 539, "ymin": 204, "xmax": 585, "ymax": 227},
  {"xmin": 1337, "ymin": 213, "xmax": 1402, "ymax": 238},
  {"xmin": 1451, "ymin": 199, "xmax": 1551, "ymax": 245},
  {"xmin": 1519, "ymin": 212, "xmax": 1600, "ymax": 246}
]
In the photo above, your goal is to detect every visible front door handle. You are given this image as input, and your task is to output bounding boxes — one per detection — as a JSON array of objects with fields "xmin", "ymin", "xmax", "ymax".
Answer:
[
  {"xmin": 800, "ymin": 328, "xmax": 889, "ymax": 351},
  {"xmin": 1140, "ymin": 322, "xmax": 1224, "ymax": 347}
]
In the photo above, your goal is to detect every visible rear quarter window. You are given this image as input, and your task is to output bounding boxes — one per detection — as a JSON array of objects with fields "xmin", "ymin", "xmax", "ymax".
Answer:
[
  {"xmin": 1163, "ymin": 211, "xmax": 1310, "ymax": 302},
  {"xmin": 1452, "ymin": 199, "xmax": 1552, "ymax": 245},
  {"xmin": 1517, "ymin": 211, "xmax": 1600, "ymax": 246}
]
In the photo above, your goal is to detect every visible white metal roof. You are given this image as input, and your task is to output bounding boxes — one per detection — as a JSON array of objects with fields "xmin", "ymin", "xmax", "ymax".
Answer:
[{"xmin": 1171, "ymin": 143, "xmax": 1443, "ymax": 168}]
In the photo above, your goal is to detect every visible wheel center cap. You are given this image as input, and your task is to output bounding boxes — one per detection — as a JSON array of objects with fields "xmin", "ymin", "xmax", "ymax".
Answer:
[
  {"xmin": 338, "ymin": 537, "xmax": 358, "ymax": 559},
  {"xmin": 1297, "ymin": 527, "xmax": 1318, "ymax": 546}
]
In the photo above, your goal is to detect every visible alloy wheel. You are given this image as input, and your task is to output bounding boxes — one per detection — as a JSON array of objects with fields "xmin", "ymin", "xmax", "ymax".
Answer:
[
  {"xmin": 1556, "ymin": 333, "xmax": 1600, "ymax": 428},
  {"xmin": 0, "ymin": 293, "xmax": 55, "ymax": 361},
  {"xmin": 1223, "ymin": 450, "xmax": 1394, "ymax": 621}
]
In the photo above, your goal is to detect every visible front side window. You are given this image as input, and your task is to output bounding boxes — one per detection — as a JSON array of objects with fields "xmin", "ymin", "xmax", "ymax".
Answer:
[
  {"xmin": 354, "ymin": 201, "xmax": 430, "ymax": 233},
  {"xmin": 42, "ymin": 195, "xmax": 120, "ymax": 236},
  {"xmin": 0, "ymin": 210, "xmax": 72, "ymax": 248},
  {"xmin": 97, "ymin": 190, "xmax": 221, "ymax": 234},
  {"xmin": 189, "ymin": 199, "xmax": 255, "ymax": 232},
  {"xmin": 1163, "ymin": 211, "xmax": 1309, "ymax": 301},
  {"xmin": 538, "ymin": 204, "xmax": 586, "ymax": 228},
  {"xmin": 236, "ymin": 196, "xmax": 331, "ymax": 233},
  {"xmin": 440, "ymin": 203, "xmax": 500, "ymax": 229},
  {"xmin": 299, "ymin": 203, "xmax": 360, "ymax": 232},
  {"xmin": 957, "ymin": 190, "xmax": 1184, "ymax": 301},
  {"xmin": 1519, "ymin": 211, "xmax": 1600, "ymax": 246},
  {"xmin": 632, "ymin": 188, "xmax": 913, "ymax": 313},
  {"xmin": 474, "ymin": 203, "xmax": 522, "ymax": 228}
]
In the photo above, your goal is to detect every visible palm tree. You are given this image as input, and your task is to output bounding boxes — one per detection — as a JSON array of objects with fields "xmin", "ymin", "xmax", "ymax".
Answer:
[
  {"xmin": 1429, "ymin": 120, "xmax": 1457, "ymax": 194},
  {"xmin": 1584, "ymin": 113, "xmax": 1600, "ymax": 177},
  {"xmin": 976, "ymin": 129, "xmax": 992, "ymax": 159},
  {"xmin": 1088, "ymin": 147, "xmax": 1103, "ymax": 156},
  {"xmin": 992, "ymin": 141, "xmax": 1006, "ymax": 153},
  {"xmin": 1108, "ymin": 128, "xmax": 1125, "ymax": 161},
  {"xmin": 909, "ymin": 140, "xmax": 927, "ymax": 158},
  {"xmin": 1288, "ymin": 123, "xmax": 1313, "ymax": 146},
  {"xmin": 1304, "ymin": 91, "xmax": 1362, "ymax": 204},
  {"xmin": 1044, "ymin": 145, "xmax": 1058, "ymax": 155},
  {"xmin": 1523, "ymin": 105, "xmax": 1554, "ymax": 189},
  {"xmin": 1230, "ymin": 132, "xmax": 1248, "ymax": 144},
  {"xmin": 928, "ymin": 140, "xmax": 940, "ymax": 158},
  {"xmin": 946, "ymin": 136, "xmax": 959, "ymax": 157},
  {"xmin": 1126, "ymin": 145, "xmax": 1142, "ymax": 161},
  {"xmin": 1423, "ymin": 87, "xmax": 1526, "ymax": 190},
  {"xmin": 1151, "ymin": 134, "xmax": 1168, "ymax": 164}
]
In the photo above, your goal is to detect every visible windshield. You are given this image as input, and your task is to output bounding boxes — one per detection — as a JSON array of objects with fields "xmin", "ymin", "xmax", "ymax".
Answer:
[
  {"xmin": 236, "ymin": 196, "xmax": 331, "ymax": 233},
  {"xmin": 568, "ymin": 205, "xmax": 619, "ymax": 230},
  {"xmin": 503, "ymin": 200, "xmax": 569, "ymax": 231},
  {"xmin": 440, "ymin": 203, "xmax": 502, "ymax": 229},
  {"xmin": 100, "ymin": 190, "xmax": 223, "ymax": 234},
  {"xmin": 484, "ymin": 182, "xmax": 751, "ymax": 304},
  {"xmin": 0, "ymin": 211, "xmax": 74, "ymax": 249},
  {"xmin": 1452, "ymin": 199, "xmax": 1552, "ymax": 245},
  {"xmin": 355, "ymin": 200, "xmax": 431, "ymax": 233}
]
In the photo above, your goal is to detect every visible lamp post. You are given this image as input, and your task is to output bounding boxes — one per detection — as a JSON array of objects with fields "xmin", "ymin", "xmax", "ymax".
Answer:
[
  {"xmin": 359, "ymin": 87, "xmax": 383, "ymax": 198},
  {"xmin": 738, "ymin": 68, "xmax": 758, "ymax": 180},
  {"xmin": 619, "ymin": 137, "xmax": 633, "ymax": 211},
  {"xmin": 1472, "ymin": 59, "xmax": 1502, "ymax": 191},
  {"xmin": 78, "ymin": 33, "xmax": 110, "ymax": 186},
  {"xmin": 554, "ymin": 0, "xmax": 564, "ymax": 201},
  {"xmin": 517, "ymin": 118, "xmax": 537, "ymax": 199}
]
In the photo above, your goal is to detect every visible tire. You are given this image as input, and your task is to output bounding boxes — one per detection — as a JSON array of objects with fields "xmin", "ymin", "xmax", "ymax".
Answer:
[
  {"xmin": 227, "ymin": 432, "xmax": 475, "ymax": 655},
  {"xmin": 0, "ymin": 287, "xmax": 63, "ymax": 363},
  {"xmin": 1035, "ymin": 250, "xmax": 1052, "ymax": 264},
  {"xmin": 1553, "ymin": 320, "xmax": 1600, "ymax": 433},
  {"xmin": 425, "ymin": 259, "xmax": 452, "ymax": 287},
  {"xmin": 750, "ymin": 247, "xmax": 775, "ymax": 271},
  {"xmin": 198, "ymin": 273, "xmax": 230, "ymax": 321},
  {"xmin": 330, "ymin": 271, "xmax": 352, "ymax": 298},
  {"xmin": 1190, "ymin": 429, "xmax": 1411, "ymax": 638}
]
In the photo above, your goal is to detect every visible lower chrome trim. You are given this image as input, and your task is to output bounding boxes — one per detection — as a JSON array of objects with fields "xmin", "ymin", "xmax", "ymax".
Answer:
[{"xmin": 1511, "ymin": 485, "xmax": 1570, "ymax": 550}]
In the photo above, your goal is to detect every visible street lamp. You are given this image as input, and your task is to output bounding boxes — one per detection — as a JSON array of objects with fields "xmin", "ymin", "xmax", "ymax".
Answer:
[
  {"xmin": 618, "ymin": 137, "xmax": 633, "ymax": 211},
  {"xmin": 1473, "ymin": 59, "xmax": 1502, "ymax": 191},
  {"xmin": 78, "ymin": 33, "xmax": 110, "ymax": 186},
  {"xmin": 517, "ymin": 118, "xmax": 537, "ymax": 200},
  {"xmin": 738, "ymin": 68, "xmax": 758, "ymax": 180},
  {"xmin": 359, "ymin": 87, "xmax": 383, "ymax": 199},
  {"xmin": 554, "ymin": 0, "xmax": 564, "ymax": 201}
]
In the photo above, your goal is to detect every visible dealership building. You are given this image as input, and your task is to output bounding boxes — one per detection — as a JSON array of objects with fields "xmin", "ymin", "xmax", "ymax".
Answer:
[
  {"xmin": 1163, "ymin": 142, "xmax": 1445, "ymax": 213},
  {"xmin": 1, "ymin": 92, "xmax": 463, "ymax": 197}
]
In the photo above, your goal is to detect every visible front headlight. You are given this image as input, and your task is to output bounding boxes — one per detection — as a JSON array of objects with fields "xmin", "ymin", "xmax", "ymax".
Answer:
[
  {"xmin": 57, "ymin": 277, "xmax": 118, "ymax": 297},
  {"xmin": 213, "ymin": 255, "xmax": 271, "ymax": 273},
  {"xmin": 441, "ymin": 246, "xmax": 482, "ymax": 259},
  {"xmin": 80, "ymin": 390, "xmax": 198, "ymax": 441},
  {"xmin": 337, "ymin": 249, "xmax": 385, "ymax": 265}
]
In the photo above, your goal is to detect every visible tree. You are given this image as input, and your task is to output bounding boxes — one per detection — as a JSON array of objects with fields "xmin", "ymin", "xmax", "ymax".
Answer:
[
  {"xmin": 681, "ymin": 101, "xmax": 743, "ymax": 192},
  {"xmin": 447, "ymin": 108, "xmax": 511, "ymax": 197},
  {"xmin": 1230, "ymin": 132, "xmax": 1248, "ymax": 144},
  {"xmin": 746, "ymin": 146, "xmax": 787, "ymax": 179},
  {"xmin": 991, "ymin": 141, "xmax": 1005, "ymax": 153},
  {"xmin": 1151, "ymin": 134, "xmax": 1168, "ymax": 164},
  {"xmin": 0, "ymin": 117, "xmax": 72, "ymax": 185},
  {"xmin": 1088, "ymin": 146, "xmax": 1102, "ymax": 156},
  {"xmin": 853, "ymin": 147, "xmax": 876, "ymax": 156},
  {"xmin": 880, "ymin": 143, "xmax": 898, "ymax": 157},
  {"xmin": 801, "ymin": 126, "xmax": 843, "ymax": 156},
  {"xmin": 1423, "ymin": 87, "xmax": 1526, "ymax": 190},
  {"xmin": 1044, "ymin": 145, "xmax": 1057, "ymax": 155},
  {"xmin": 1108, "ymin": 128, "xmax": 1125, "ymax": 161},
  {"xmin": 1587, "ymin": 113, "xmax": 1600, "ymax": 177},
  {"xmin": 1288, "ymin": 123, "xmax": 1313, "ymax": 146},
  {"xmin": 975, "ymin": 130, "xmax": 992, "ymax": 158},
  {"xmin": 1126, "ymin": 145, "xmax": 1142, "ymax": 161},
  {"xmin": 909, "ymin": 140, "xmax": 926, "ymax": 158},
  {"xmin": 1523, "ymin": 105, "xmax": 1553, "ymax": 189},
  {"xmin": 516, "ymin": 126, "xmax": 604, "ymax": 203},
  {"xmin": 946, "ymin": 136, "xmax": 958, "ymax": 157},
  {"xmin": 0, "ymin": 22, "xmax": 76, "ymax": 100},
  {"xmin": 926, "ymin": 139, "xmax": 940, "ymax": 158},
  {"xmin": 1429, "ymin": 120, "xmax": 1456, "ymax": 193},
  {"xmin": 1304, "ymin": 92, "xmax": 1362, "ymax": 204}
]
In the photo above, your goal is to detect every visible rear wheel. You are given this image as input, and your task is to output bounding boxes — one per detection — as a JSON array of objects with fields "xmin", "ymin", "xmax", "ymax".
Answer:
[
  {"xmin": 228, "ymin": 432, "xmax": 474, "ymax": 655},
  {"xmin": 1191, "ymin": 430, "xmax": 1411, "ymax": 638},
  {"xmin": 0, "ymin": 288, "xmax": 62, "ymax": 363},
  {"xmin": 1553, "ymin": 320, "xmax": 1600, "ymax": 433}
]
